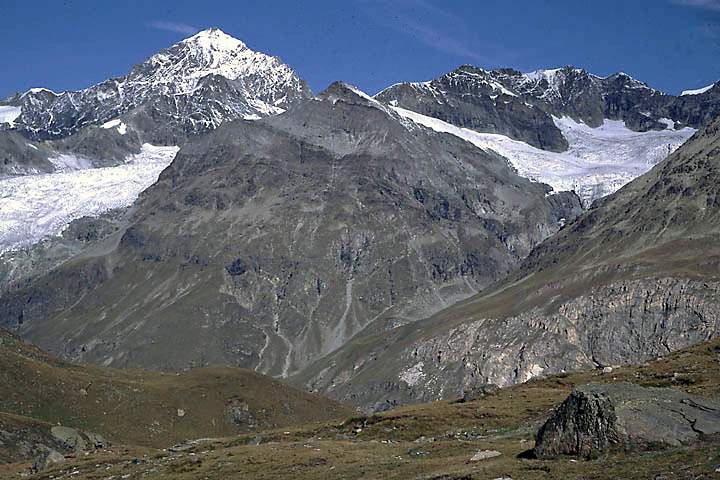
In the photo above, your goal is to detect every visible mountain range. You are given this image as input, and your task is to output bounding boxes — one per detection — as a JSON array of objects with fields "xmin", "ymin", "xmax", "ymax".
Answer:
[{"xmin": 1, "ymin": 28, "xmax": 720, "ymax": 413}]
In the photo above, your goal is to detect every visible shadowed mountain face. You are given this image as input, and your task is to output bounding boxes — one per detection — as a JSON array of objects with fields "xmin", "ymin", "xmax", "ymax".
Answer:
[
  {"xmin": 376, "ymin": 66, "xmax": 720, "ymax": 152},
  {"xmin": 0, "ymin": 83, "xmax": 580, "ymax": 378},
  {"xmin": 294, "ymin": 114, "xmax": 720, "ymax": 410}
]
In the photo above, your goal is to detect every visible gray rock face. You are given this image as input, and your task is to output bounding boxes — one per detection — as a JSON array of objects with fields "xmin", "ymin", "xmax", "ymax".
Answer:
[
  {"xmin": 0, "ymin": 131, "xmax": 51, "ymax": 177},
  {"xmin": 0, "ymin": 83, "xmax": 580, "ymax": 378},
  {"xmin": 297, "ymin": 277, "xmax": 720, "ymax": 409},
  {"xmin": 1, "ymin": 29, "xmax": 310, "ymax": 144},
  {"xmin": 376, "ymin": 65, "xmax": 720, "ymax": 151},
  {"xmin": 534, "ymin": 383, "xmax": 720, "ymax": 458}
]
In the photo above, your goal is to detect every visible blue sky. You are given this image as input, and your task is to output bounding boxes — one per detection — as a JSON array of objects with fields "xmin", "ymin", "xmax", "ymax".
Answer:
[{"xmin": 1, "ymin": 0, "xmax": 719, "ymax": 98}]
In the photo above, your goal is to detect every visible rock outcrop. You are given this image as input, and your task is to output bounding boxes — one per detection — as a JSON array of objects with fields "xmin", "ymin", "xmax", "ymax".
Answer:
[{"xmin": 534, "ymin": 383, "xmax": 720, "ymax": 458}]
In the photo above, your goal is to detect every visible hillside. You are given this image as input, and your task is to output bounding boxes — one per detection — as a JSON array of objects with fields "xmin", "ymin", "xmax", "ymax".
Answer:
[{"xmin": 0, "ymin": 327, "xmax": 352, "ymax": 459}]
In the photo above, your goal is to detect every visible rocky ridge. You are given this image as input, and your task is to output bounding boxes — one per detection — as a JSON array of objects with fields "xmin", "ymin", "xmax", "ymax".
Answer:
[{"xmin": 377, "ymin": 65, "xmax": 719, "ymax": 151}]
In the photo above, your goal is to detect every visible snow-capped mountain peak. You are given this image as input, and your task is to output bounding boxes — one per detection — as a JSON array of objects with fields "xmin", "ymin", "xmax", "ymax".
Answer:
[
  {"xmin": 5, "ymin": 29, "xmax": 311, "ymax": 141},
  {"xmin": 182, "ymin": 28, "xmax": 247, "ymax": 52}
]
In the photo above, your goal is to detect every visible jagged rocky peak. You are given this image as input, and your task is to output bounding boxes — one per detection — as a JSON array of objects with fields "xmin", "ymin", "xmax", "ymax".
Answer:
[
  {"xmin": 317, "ymin": 81, "xmax": 385, "ymax": 108},
  {"xmin": 5, "ymin": 28, "xmax": 311, "ymax": 141},
  {"xmin": 136, "ymin": 28, "xmax": 299, "ymax": 99}
]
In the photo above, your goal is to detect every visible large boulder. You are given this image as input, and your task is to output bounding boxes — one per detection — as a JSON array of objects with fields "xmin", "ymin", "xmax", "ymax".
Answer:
[
  {"xmin": 534, "ymin": 382, "xmax": 720, "ymax": 458},
  {"xmin": 31, "ymin": 447, "xmax": 65, "ymax": 472}
]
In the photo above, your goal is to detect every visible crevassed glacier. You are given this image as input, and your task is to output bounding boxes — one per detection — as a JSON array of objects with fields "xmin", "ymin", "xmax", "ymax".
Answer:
[
  {"xmin": 392, "ymin": 106, "xmax": 696, "ymax": 206},
  {"xmin": 0, "ymin": 144, "xmax": 178, "ymax": 253}
]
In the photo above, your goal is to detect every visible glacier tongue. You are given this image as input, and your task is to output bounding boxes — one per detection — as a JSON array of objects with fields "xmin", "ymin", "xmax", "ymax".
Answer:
[
  {"xmin": 392, "ymin": 106, "xmax": 695, "ymax": 206},
  {"xmin": 0, "ymin": 144, "xmax": 178, "ymax": 253}
]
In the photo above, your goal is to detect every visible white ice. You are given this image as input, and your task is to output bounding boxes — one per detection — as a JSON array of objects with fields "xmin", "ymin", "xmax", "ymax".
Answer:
[
  {"xmin": 393, "ymin": 106, "xmax": 696, "ymax": 206},
  {"xmin": 0, "ymin": 106, "xmax": 21, "ymax": 126},
  {"xmin": 0, "ymin": 144, "xmax": 178, "ymax": 253},
  {"xmin": 680, "ymin": 84, "xmax": 714, "ymax": 96},
  {"xmin": 101, "ymin": 118, "xmax": 128, "ymax": 134}
]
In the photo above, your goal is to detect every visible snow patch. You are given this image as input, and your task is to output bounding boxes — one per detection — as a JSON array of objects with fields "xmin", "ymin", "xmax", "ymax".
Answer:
[
  {"xmin": 680, "ymin": 83, "xmax": 714, "ymax": 96},
  {"xmin": 22, "ymin": 87, "xmax": 58, "ymax": 96},
  {"xmin": 0, "ymin": 144, "xmax": 178, "ymax": 253},
  {"xmin": 0, "ymin": 106, "xmax": 21, "ymax": 126},
  {"xmin": 659, "ymin": 118, "xmax": 675, "ymax": 130},
  {"xmin": 393, "ymin": 106, "xmax": 696, "ymax": 206},
  {"xmin": 101, "ymin": 118, "xmax": 128, "ymax": 134}
]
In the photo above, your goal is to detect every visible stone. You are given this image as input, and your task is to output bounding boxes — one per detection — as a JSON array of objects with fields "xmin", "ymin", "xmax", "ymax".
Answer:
[
  {"xmin": 533, "ymin": 382, "xmax": 720, "ymax": 458},
  {"xmin": 470, "ymin": 450, "xmax": 502, "ymax": 461},
  {"xmin": 50, "ymin": 426, "xmax": 86, "ymax": 452},
  {"xmin": 31, "ymin": 448, "xmax": 65, "ymax": 472},
  {"xmin": 602, "ymin": 366, "xmax": 613, "ymax": 374},
  {"xmin": 84, "ymin": 432, "xmax": 108, "ymax": 449}
]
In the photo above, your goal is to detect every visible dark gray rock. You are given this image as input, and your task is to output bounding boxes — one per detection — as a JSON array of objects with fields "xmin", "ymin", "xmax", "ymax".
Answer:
[
  {"xmin": 31, "ymin": 447, "xmax": 65, "ymax": 472},
  {"xmin": 376, "ymin": 66, "xmax": 568, "ymax": 152},
  {"xmin": 534, "ymin": 382, "xmax": 720, "ymax": 458}
]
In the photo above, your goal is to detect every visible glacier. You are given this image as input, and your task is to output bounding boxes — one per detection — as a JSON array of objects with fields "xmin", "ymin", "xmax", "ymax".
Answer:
[
  {"xmin": 0, "ymin": 106, "xmax": 21, "ymax": 126},
  {"xmin": 0, "ymin": 144, "xmax": 178, "ymax": 253},
  {"xmin": 392, "ymin": 106, "xmax": 696, "ymax": 206}
]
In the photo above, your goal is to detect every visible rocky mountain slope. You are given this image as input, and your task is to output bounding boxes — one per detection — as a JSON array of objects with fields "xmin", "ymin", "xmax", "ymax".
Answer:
[
  {"xmin": 1, "ymin": 29, "xmax": 311, "ymax": 144},
  {"xmin": 0, "ymin": 82, "xmax": 581, "ymax": 379},
  {"xmin": 295, "ymin": 113, "xmax": 720, "ymax": 410},
  {"xmin": 0, "ymin": 326, "xmax": 351, "ymax": 465}
]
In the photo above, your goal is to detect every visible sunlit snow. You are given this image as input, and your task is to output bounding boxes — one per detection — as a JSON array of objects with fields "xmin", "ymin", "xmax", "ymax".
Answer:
[
  {"xmin": 680, "ymin": 84, "xmax": 714, "ymax": 96},
  {"xmin": 393, "ymin": 106, "xmax": 696, "ymax": 205},
  {"xmin": 101, "ymin": 118, "xmax": 128, "ymax": 134},
  {"xmin": 0, "ymin": 106, "xmax": 21, "ymax": 126},
  {"xmin": 0, "ymin": 144, "xmax": 178, "ymax": 253}
]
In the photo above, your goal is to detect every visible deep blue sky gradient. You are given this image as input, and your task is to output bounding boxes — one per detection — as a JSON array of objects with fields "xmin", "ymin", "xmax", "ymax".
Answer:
[{"xmin": 1, "ymin": 0, "xmax": 719, "ymax": 98}]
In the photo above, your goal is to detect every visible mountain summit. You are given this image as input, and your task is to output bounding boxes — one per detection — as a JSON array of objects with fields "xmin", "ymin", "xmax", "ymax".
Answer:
[{"xmin": 2, "ymin": 29, "xmax": 311, "ymax": 142}]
